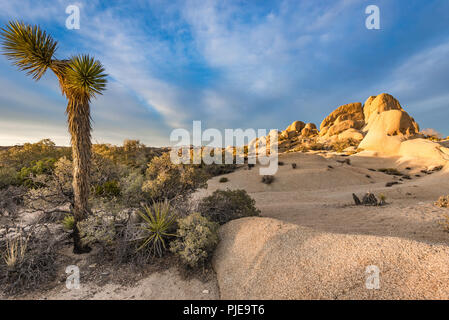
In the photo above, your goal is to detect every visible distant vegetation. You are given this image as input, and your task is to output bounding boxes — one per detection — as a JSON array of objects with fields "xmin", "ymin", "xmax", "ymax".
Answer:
[{"xmin": 0, "ymin": 139, "xmax": 259, "ymax": 294}]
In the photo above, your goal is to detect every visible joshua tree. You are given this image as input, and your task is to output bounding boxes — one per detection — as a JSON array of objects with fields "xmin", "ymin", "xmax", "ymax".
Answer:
[{"xmin": 0, "ymin": 21, "xmax": 107, "ymax": 253}]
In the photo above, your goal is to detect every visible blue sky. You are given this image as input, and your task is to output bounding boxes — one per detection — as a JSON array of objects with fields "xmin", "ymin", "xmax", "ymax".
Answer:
[{"xmin": 0, "ymin": 0, "xmax": 448, "ymax": 146}]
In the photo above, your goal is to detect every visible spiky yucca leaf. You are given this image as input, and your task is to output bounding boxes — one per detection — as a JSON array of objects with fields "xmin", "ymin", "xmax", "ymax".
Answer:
[
  {"xmin": 137, "ymin": 201, "xmax": 177, "ymax": 257},
  {"xmin": 0, "ymin": 21, "xmax": 58, "ymax": 80},
  {"xmin": 65, "ymin": 55, "xmax": 107, "ymax": 102}
]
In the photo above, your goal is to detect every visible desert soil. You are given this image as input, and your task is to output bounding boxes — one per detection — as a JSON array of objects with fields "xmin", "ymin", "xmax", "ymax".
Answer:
[
  {"xmin": 7, "ymin": 150, "xmax": 449, "ymax": 300},
  {"xmin": 203, "ymin": 151, "xmax": 449, "ymax": 245}
]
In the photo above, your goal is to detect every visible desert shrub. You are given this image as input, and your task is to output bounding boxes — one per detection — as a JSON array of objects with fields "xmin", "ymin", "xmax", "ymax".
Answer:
[
  {"xmin": 378, "ymin": 168, "xmax": 402, "ymax": 176},
  {"xmin": 136, "ymin": 201, "xmax": 177, "ymax": 257},
  {"xmin": 142, "ymin": 153, "xmax": 208, "ymax": 201},
  {"xmin": 0, "ymin": 167, "xmax": 19, "ymax": 189},
  {"xmin": 170, "ymin": 212, "xmax": 219, "ymax": 268},
  {"xmin": 92, "ymin": 140, "xmax": 166, "ymax": 171},
  {"xmin": 219, "ymin": 177, "xmax": 229, "ymax": 183},
  {"xmin": 119, "ymin": 169, "xmax": 146, "ymax": 207},
  {"xmin": 94, "ymin": 180, "xmax": 121, "ymax": 198},
  {"xmin": 201, "ymin": 163, "xmax": 236, "ymax": 177},
  {"xmin": 435, "ymin": 195, "xmax": 449, "ymax": 208},
  {"xmin": 21, "ymin": 158, "xmax": 74, "ymax": 222},
  {"xmin": 262, "ymin": 175, "xmax": 275, "ymax": 184},
  {"xmin": 90, "ymin": 153, "xmax": 124, "ymax": 188},
  {"xmin": 78, "ymin": 210, "xmax": 117, "ymax": 249},
  {"xmin": 113, "ymin": 220, "xmax": 150, "ymax": 265},
  {"xmin": 440, "ymin": 214, "xmax": 449, "ymax": 232},
  {"xmin": 0, "ymin": 186, "xmax": 26, "ymax": 217},
  {"xmin": 308, "ymin": 142, "xmax": 325, "ymax": 151},
  {"xmin": 0, "ymin": 229, "xmax": 58, "ymax": 295},
  {"xmin": 330, "ymin": 138, "xmax": 359, "ymax": 153},
  {"xmin": 198, "ymin": 189, "xmax": 260, "ymax": 225},
  {"xmin": 0, "ymin": 139, "xmax": 70, "ymax": 171}
]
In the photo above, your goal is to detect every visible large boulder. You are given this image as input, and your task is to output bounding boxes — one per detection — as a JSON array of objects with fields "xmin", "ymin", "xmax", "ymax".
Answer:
[
  {"xmin": 301, "ymin": 123, "xmax": 318, "ymax": 137},
  {"xmin": 286, "ymin": 121, "xmax": 305, "ymax": 133},
  {"xmin": 359, "ymin": 94, "xmax": 422, "ymax": 154},
  {"xmin": 363, "ymin": 93, "xmax": 419, "ymax": 135},
  {"xmin": 319, "ymin": 93, "xmax": 422, "ymax": 149},
  {"xmin": 213, "ymin": 217, "xmax": 449, "ymax": 299},
  {"xmin": 319, "ymin": 102, "xmax": 365, "ymax": 141}
]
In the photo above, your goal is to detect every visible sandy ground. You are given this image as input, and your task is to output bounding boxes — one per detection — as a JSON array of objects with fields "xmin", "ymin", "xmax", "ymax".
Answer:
[
  {"xmin": 18, "ymin": 268, "xmax": 219, "ymax": 300},
  {"xmin": 202, "ymin": 151, "xmax": 449, "ymax": 246},
  {"xmin": 4, "ymin": 245, "xmax": 219, "ymax": 300},
  {"xmin": 204, "ymin": 151, "xmax": 449, "ymax": 299},
  {"xmin": 6, "ymin": 150, "xmax": 449, "ymax": 300}
]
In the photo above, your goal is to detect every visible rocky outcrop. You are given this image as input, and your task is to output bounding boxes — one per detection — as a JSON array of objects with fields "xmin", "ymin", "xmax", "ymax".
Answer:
[
  {"xmin": 319, "ymin": 93, "xmax": 421, "ymax": 147},
  {"xmin": 213, "ymin": 217, "xmax": 449, "ymax": 299},
  {"xmin": 358, "ymin": 94, "xmax": 423, "ymax": 155},
  {"xmin": 287, "ymin": 121, "xmax": 305, "ymax": 133},
  {"xmin": 362, "ymin": 93, "xmax": 419, "ymax": 135},
  {"xmin": 246, "ymin": 93, "xmax": 435, "ymax": 157},
  {"xmin": 319, "ymin": 102, "xmax": 365, "ymax": 141},
  {"xmin": 280, "ymin": 121, "xmax": 318, "ymax": 141},
  {"xmin": 301, "ymin": 123, "xmax": 318, "ymax": 137}
]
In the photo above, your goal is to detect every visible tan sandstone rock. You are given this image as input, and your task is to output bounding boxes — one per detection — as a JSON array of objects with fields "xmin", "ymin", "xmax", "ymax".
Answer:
[
  {"xmin": 213, "ymin": 217, "xmax": 449, "ymax": 300},
  {"xmin": 358, "ymin": 93, "xmax": 425, "ymax": 156},
  {"xmin": 319, "ymin": 102, "xmax": 365, "ymax": 141},
  {"xmin": 301, "ymin": 123, "xmax": 318, "ymax": 137},
  {"xmin": 363, "ymin": 93, "xmax": 419, "ymax": 135},
  {"xmin": 286, "ymin": 121, "xmax": 306, "ymax": 133}
]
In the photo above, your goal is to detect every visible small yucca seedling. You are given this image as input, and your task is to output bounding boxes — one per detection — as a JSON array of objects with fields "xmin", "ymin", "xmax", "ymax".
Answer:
[
  {"xmin": 3, "ymin": 236, "xmax": 28, "ymax": 268},
  {"xmin": 378, "ymin": 193, "xmax": 386, "ymax": 205},
  {"xmin": 137, "ymin": 201, "xmax": 177, "ymax": 257},
  {"xmin": 62, "ymin": 215, "xmax": 75, "ymax": 231}
]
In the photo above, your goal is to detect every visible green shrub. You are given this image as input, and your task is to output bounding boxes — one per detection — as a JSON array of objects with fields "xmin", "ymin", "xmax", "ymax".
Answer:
[
  {"xmin": 170, "ymin": 212, "xmax": 219, "ymax": 268},
  {"xmin": 94, "ymin": 180, "xmax": 121, "ymax": 198},
  {"xmin": 142, "ymin": 153, "xmax": 208, "ymax": 201},
  {"xmin": 219, "ymin": 177, "xmax": 229, "ymax": 183},
  {"xmin": 78, "ymin": 211, "xmax": 117, "ymax": 247},
  {"xmin": 198, "ymin": 189, "xmax": 260, "ymax": 225},
  {"xmin": 202, "ymin": 163, "xmax": 236, "ymax": 177},
  {"xmin": 0, "ymin": 139, "xmax": 70, "ymax": 171},
  {"xmin": 137, "ymin": 201, "xmax": 177, "ymax": 257},
  {"xmin": 119, "ymin": 169, "xmax": 145, "ymax": 207},
  {"xmin": 0, "ymin": 167, "xmax": 18, "ymax": 189},
  {"xmin": 17, "ymin": 158, "xmax": 57, "ymax": 188}
]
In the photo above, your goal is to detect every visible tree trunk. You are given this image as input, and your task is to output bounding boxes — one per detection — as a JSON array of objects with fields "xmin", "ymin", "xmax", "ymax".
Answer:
[{"xmin": 67, "ymin": 99, "xmax": 92, "ymax": 254}]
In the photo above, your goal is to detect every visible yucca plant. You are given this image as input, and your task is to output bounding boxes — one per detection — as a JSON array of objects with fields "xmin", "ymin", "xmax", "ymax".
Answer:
[
  {"xmin": 62, "ymin": 214, "xmax": 75, "ymax": 232},
  {"xmin": 137, "ymin": 201, "xmax": 177, "ymax": 257},
  {"xmin": 0, "ymin": 21, "xmax": 107, "ymax": 253},
  {"xmin": 3, "ymin": 236, "xmax": 29, "ymax": 268}
]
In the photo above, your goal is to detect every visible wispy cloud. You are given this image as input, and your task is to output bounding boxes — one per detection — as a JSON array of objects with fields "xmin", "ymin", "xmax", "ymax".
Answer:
[{"xmin": 0, "ymin": 0, "xmax": 448, "ymax": 146}]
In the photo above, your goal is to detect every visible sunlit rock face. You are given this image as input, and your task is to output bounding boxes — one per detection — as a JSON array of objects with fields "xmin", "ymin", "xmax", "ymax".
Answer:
[{"xmin": 319, "ymin": 102, "xmax": 365, "ymax": 142}]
